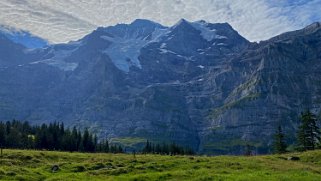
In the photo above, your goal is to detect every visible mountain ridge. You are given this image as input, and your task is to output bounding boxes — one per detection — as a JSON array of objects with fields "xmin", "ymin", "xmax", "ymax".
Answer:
[{"xmin": 0, "ymin": 25, "xmax": 48, "ymax": 48}]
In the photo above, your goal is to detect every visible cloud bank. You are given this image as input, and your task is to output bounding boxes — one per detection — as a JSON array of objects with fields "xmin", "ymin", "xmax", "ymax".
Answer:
[{"xmin": 0, "ymin": 0, "xmax": 320, "ymax": 43}]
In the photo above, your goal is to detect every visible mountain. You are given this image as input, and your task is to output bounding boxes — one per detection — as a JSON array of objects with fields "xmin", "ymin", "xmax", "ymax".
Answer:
[
  {"xmin": 0, "ymin": 26, "xmax": 48, "ymax": 48},
  {"xmin": 0, "ymin": 19, "xmax": 320, "ymax": 154}
]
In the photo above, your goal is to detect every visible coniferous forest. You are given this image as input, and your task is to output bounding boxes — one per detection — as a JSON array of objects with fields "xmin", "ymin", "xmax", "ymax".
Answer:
[
  {"xmin": 0, "ymin": 120, "xmax": 123, "ymax": 153},
  {"xmin": 141, "ymin": 140, "xmax": 195, "ymax": 155},
  {"xmin": 0, "ymin": 120, "xmax": 195, "ymax": 155}
]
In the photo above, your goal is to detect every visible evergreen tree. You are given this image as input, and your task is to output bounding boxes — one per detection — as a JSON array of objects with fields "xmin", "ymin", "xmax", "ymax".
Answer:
[
  {"xmin": 272, "ymin": 125, "xmax": 287, "ymax": 154},
  {"xmin": 94, "ymin": 135, "xmax": 98, "ymax": 151},
  {"xmin": 77, "ymin": 130, "xmax": 83, "ymax": 151},
  {"xmin": 62, "ymin": 129, "xmax": 73, "ymax": 151},
  {"xmin": 244, "ymin": 144, "xmax": 252, "ymax": 156},
  {"xmin": 71, "ymin": 127, "xmax": 78, "ymax": 152},
  {"xmin": 143, "ymin": 140, "xmax": 150, "ymax": 153},
  {"xmin": 37, "ymin": 124, "xmax": 49, "ymax": 149},
  {"xmin": 118, "ymin": 145, "xmax": 123, "ymax": 153},
  {"xmin": 82, "ymin": 128, "xmax": 90, "ymax": 152},
  {"xmin": 110, "ymin": 144, "xmax": 116, "ymax": 153},
  {"xmin": 297, "ymin": 110, "xmax": 320, "ymax": 151},
  {"xmin": 155, "ymin": 143, "xmax": 161, "ymax": 154},
  {"xmin": 98, "ymin": 140, "xmax": 109, "ymax": 153},
  {"xmin": 87, "ymin": 133, "xmax": 95, "ymax": 152},
  {"xmin": 0, "ymin": 123, "xmax": 6, "ymax": 156},
  {"xmin": 6, "ymin": 127, "xmax": 21, "ymax": 148}
]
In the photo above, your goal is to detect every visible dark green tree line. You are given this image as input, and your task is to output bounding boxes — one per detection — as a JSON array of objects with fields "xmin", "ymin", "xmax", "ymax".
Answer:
[
  {"xmin": 0, "ymin": 120, "xmax": 123, "ymax": 153},
  {"xmin": 142, "ymin": 140, "xmax": 194, "ymax": 155}
]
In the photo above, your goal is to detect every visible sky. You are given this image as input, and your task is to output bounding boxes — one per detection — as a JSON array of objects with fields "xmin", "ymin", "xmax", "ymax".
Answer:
[{"xmin": 0, "ymin": 0, "xmax": 320, "ymax": 43}]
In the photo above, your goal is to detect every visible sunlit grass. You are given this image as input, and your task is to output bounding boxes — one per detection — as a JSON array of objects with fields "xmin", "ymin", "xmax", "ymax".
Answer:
[{"xmin": 0, "ymin": 149, "xmax": 321, "ymax": 180}]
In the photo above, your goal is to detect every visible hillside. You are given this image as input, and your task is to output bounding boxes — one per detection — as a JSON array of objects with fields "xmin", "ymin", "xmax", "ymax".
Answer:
[{"xmin": 0, "ymin": 149, "xmax": 321, "ymax": 180}]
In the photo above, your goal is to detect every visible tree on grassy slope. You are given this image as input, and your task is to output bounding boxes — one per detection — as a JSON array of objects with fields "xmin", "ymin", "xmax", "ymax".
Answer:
[
  {"xmin": 272, "ymin": 125, "xmax": 287, "ymax": 154},
  {"xmin": 297, "ymin": 110, "xmax": 320, "ymax": 151},
  {"xmin": 0, "ymin": 123, "xmax": 6, "ymax": 156}
]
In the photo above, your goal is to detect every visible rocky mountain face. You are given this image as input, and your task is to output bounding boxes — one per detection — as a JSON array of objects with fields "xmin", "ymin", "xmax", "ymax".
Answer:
[
  {"xmin": 0, "ymin": 26, "xmax": 48, "ymax": 48},
  {"xmin": 0, "ymin": 19, "xmax": 320, "ymax": 154}
]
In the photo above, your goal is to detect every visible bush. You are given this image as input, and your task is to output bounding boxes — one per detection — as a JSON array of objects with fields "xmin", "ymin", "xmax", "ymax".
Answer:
[{"xmin": 73, "ymin": 165, "xmax": 86, "ymax": 172}]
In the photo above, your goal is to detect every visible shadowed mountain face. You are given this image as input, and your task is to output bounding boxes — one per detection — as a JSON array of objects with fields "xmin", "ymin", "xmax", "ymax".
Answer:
[
  {"xmin": 0, "ymin": 26, "xmax": 48, "ymax": 48},
  {"xmin": 0, "ymin": 19, "xmax": 320, "ymax": 154}
]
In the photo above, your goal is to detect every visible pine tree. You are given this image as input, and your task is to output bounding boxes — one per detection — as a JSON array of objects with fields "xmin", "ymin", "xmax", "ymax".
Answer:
[
  {"xmin": 143, "ymin": 140, "xmax": 150, "ymax": 153},
  {"xmin": 244, "ymin": 144, "xmax": 252, "ymax": 156},
  {"xmin": 118, "ymin": 145, "xmax": 123, "ymax": 153},
  {"xmin": 0, "ymin": 123, "xmax": 6, "ymax": 156},
  {"xmin": 272, "ymin": 126, "xmax": 287, "ymax": 154},
  {"xmin": 93, "ymin": 135, "xmax": 98, "ymax": 152},
  {"xmin": 62, "ymin": 129, "xmax": 72, "ymax": 151},
  {"xmin": 82, "ymin": 128, "xmax": 90, "ymax": 152},
  {"xmin": 297, "ymin": 110, "xmax": 320, "ymax": 151},
  {"xmin": 39, "ymin": 124, "xmax": 49, "ymax": 149},
  {"xmin": 155, "ymin": 143, "xmax": 161, "ymax": 154},
  {"xmin": 104, "ymin": 139, "xmax": 109, "ymax": 153},
  {"xmin": 110, "ymin": 144, "xmax": 116, "ymax": 153},
  {"xmin": 87, "ymin": 133, "xmax": 95, "ymax": 152},
  {"xmin": 71, "ymin": 127, "xmax": 78, "ymax": 152}
]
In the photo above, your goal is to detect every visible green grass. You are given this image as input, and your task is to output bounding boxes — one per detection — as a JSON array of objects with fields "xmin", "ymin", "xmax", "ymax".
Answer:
[
  {"xmin": 203, "ymin": 138, "xmax": 262, "ymax": 152},
  {"xmin": 1, "ymin": 149, "xmax": 321, "ymax": 180}
]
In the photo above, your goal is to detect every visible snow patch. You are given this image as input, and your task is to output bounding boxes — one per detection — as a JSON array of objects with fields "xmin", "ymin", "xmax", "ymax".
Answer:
[
  {"xmin": 151, "ymin": 28, "xmax": 170, "ymax": 42},
  {"xmin": 215, "ymin": 35, "xmax": 228, "ymax": 39},
  {"xmin": 197, "ymin": 65, "xmax": 205, "ymax": 69},
  {"xmin": 100, "ymin": 35, "xmax": 113, "ymax": 41},
  {"xmin": 101, "ymin": 35, "xmax": 145, "ymax": 72},
  {"xmin": 217, "ymin": 43, "xmax": 227, "ymax": 46},
  {"xmin": 176, "ymin": 55, "xmax": 195, "ymax": 61},
  {"xmin": 159, "ymin": 48, "xmax": 177, "ymax": 54},
  {"xmin": 191, "ymin": 21, "xmax": 227, "ymax": 41},
  {"xmin": 100, "ymin": 27, "xmax": 170, "ymax": 72},
  {"xmin": 160, "ymin": 43, "xmax": 167, "ymax": 48},
  {"xmin": 191, "ymin": 21, "xmax": 216, "ymax": 41},
  {"xmin": 30, "ymin": 48, "xmax": 78, "ymax": 71},
  {"xmin": 166, "ymin": 35, "xmax": 174, "ymax": 40}
]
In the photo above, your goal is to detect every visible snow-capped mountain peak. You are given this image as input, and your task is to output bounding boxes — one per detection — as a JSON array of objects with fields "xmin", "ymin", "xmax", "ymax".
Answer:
[
  {"xmin": 170, "ymin": 19, "xmax": 229, "ymax": 42},
  {"xmin": 93, "ymin": 20, "xmax": 168, "ymax": 72}
]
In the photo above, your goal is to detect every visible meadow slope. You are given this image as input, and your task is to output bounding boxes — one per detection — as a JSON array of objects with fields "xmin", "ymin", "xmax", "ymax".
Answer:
[{"xmin": 0, "ymin": 149, "xmax": 321, "ymax": 180}]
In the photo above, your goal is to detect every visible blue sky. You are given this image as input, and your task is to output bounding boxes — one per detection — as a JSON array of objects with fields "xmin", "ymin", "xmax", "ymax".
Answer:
[{"xmin": 0, "ymin": 0, "xmax": 320, "ymax": 43}]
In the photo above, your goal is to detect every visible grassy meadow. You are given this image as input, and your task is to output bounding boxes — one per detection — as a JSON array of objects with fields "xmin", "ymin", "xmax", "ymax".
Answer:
[{"xmin": 0, "ymin": 149, "xmax": 321, "ymax": 180}]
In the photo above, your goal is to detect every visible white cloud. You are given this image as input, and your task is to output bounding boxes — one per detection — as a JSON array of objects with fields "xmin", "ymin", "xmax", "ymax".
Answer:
[{"xmin": 0, "ymin": 0, "xmax": 320, "ymax": 43}]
